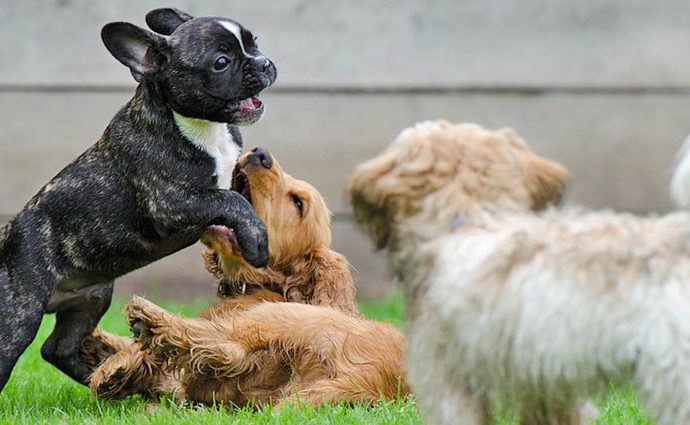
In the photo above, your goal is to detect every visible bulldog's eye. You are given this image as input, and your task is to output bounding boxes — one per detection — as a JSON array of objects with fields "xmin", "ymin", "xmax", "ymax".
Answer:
[
  {"xmin": 291, "ymin": 194, "xmax": 304, "ymax": 217},
  {"xmin": 213, "ymin": 56, "xmax": 230, "ymax": 71}
]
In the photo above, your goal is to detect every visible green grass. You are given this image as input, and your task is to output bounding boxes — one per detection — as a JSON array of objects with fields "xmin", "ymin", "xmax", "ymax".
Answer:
[{"xmin": 0, "ymin": 292, "xmax": 649, "ymax": 424}]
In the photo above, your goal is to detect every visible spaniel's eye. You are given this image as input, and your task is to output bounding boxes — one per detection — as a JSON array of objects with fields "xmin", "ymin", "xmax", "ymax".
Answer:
[
  {"xmin": 291, "ymin": 194, "xmax": 303, "ymax": 216},
  {"xmin": 213, "ymin": 56, "xmax": 230, "ymax": 71}
]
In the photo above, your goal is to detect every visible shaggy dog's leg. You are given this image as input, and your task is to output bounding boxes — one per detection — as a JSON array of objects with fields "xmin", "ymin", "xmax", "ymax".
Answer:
[
  {"xmin": 408, "ymin": 326, "xmax": 488, "ymax": 425},
  {"xmin": 421, "ymin": 377, "xmax": 486, "ymax": 425},
  {"xmin": 634, "ymin": 355, "xmax": 690, "ymax": 425},
  {"xmin": 518, "ymin": 398, "xmax": 597, "ymax": 425}
]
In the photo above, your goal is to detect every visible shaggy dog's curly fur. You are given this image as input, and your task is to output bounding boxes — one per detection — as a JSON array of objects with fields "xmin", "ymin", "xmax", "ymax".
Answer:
[
  {"xmin": 349, "ymin": 120, "xmax": 690, "ymax": 425},
  {"xmin": 80, "ymin": 149, "xmax": 408, "ymax": 407}
]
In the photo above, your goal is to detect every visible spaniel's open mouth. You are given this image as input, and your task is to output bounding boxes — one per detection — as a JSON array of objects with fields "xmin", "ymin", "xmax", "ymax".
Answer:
[
  {"xmin": 200, "ymin": 224, "xmax": 240, "ymax": 254},
  {"xmin": 200, "ymin": 165, "xmax": 254, "ymax": 255},
  {"xmin": 232, "ymin": 165, "xmax": 252, "ymax": 206}
]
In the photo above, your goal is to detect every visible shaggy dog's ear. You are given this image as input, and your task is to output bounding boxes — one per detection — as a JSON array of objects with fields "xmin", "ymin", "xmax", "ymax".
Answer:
[
  {"xmin": 350, "ymin": 191, "xmax": 391, "ymax": 250},
  {"xmin": 527, "ymin": 154, "xmax": 569, "ymax": 210},
  {"xmin": 286, "ymin": 247, "xmax": 359, "ymax": 316},
  {"xmin": 348, "ymin": 151, "xmax": 398, "ymax": 249},
  {"xmin": 496, "ymin": 127, "xmax": 568, "ymax": 210}
]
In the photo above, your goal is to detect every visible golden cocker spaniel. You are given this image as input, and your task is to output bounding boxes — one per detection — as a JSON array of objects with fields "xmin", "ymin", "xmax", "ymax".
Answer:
[{"xmin": 81, "ymin": 147, "xmax": 408, "ymax": 408}]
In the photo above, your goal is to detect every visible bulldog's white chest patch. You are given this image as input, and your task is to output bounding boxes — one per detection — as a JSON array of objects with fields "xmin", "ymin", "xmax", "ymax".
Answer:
[{"xmin": 173, "ymin": 112, "xmax": 241, "ymax": 189}]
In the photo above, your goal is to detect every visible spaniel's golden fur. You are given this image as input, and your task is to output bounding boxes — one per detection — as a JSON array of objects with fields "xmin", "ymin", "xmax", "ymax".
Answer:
[
  {"xmin": 349, "ymin": 120, "xmax": 690, "ymax": 425},
  {"xmin": 80, "ymin": 149, "xmax": 408, "ymax": 407}
]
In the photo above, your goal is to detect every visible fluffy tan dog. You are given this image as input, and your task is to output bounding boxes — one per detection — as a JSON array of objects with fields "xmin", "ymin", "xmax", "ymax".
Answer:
[
  {"xmin": 82, "ymin": 148, "xmax": 408, "ymax": 407},
  {"xmin": 349, "ymin": 120, "xmax": 690, "ymax": 425}
]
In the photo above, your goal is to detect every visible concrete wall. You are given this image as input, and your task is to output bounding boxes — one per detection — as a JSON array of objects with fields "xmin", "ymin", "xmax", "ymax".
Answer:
[{"xmin": 2, "ymin": 0, "xmax": 690, "ymax": 299}]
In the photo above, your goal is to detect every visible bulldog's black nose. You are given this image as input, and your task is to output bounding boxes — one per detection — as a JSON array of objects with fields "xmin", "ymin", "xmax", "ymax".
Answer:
[{"xmin": 247, "ymin": 147, "xmax": 272, "ymax": 169}]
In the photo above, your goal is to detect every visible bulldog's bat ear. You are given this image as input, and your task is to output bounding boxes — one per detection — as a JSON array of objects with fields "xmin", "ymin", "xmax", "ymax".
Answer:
[
  {"xmin": 145, "ymin": 8, "xmax": 194, "ymax": 35},
  {"xmin": 101, "ymin": 22, "xmax": 169, "ymax": 82}
]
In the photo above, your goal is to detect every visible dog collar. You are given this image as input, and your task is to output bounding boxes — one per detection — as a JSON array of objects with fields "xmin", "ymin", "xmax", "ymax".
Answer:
[
  {"xmin": 450, "ymin": 214, "xmax": 467, "ymax": 230},
  {"xmin": 217, "ymin": 278, "xmax": 250, "ymax": 298}
]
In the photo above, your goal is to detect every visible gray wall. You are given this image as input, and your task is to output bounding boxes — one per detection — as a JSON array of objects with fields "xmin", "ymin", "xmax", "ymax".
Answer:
[{"xmin": 2, "ymin": 0, "xmax": 690, "ymax": 299}]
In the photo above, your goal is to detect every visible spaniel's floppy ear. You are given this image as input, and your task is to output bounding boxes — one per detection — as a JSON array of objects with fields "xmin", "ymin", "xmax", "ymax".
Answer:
[
  {"xmin": 527, "ymin": 154, "xmax": 569, "ymax": 210},
  {"xmin": 286, "ymin": 247, "xmax": 359, "ymax": 316}
]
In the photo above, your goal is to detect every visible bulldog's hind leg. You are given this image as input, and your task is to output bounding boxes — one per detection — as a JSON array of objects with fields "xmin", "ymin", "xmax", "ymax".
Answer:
[
  {"xmin": 42, "ymin": 281, "xmax": 113, "ymax": 385},
  {"xmin": 0, "ymin": 268, "xmax": 47, "ymax": 392}
]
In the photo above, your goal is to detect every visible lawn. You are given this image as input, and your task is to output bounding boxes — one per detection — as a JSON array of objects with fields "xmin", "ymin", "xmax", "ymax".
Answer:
[{"xmin": 0, "ymin": 292, "xmax": 650, "ymax": 424}]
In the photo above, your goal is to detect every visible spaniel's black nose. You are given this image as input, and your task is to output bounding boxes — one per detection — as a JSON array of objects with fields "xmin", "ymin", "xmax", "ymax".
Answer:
[
  {"xmin": 131, "ymin": 320, "xmax": 143, "ymax": 338},
  {"xmin": 247, "ymin": 146, "xmax": 272, "ymax": 169}
]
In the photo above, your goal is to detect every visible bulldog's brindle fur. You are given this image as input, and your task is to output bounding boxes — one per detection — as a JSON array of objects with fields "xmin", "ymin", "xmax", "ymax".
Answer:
[{"xmin": 0, "ymin": 8, "xmax": 277, "ymax": 391}]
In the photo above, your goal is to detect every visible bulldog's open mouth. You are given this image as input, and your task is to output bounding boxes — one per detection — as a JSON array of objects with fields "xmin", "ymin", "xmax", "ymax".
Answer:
[
  {"xmin": 239, "ymin": 96, "xmax": 262, "ymax": 112},
  {"xmin": 230, "ymin": 96, "xmax": 264, "ymax": 125},
  {"xmin": 231, "ymin": 164, "xmax": 252, "ymax": 206}
]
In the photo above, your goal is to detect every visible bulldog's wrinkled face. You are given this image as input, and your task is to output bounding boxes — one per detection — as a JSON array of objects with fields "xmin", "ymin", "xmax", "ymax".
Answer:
[{"xmin": 102, "ymin": 8, "xmax": 277, "ymax": 125}]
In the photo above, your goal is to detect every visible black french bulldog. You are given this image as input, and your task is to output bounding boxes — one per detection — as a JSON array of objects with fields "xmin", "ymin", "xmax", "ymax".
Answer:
[{"xmin": 0, "ymin": 8, "xmax": 277, "ymax": 391}]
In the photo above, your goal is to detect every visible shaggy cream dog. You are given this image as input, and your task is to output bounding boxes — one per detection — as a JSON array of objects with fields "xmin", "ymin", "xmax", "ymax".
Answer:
[{"xmin": 349, "ymin": 120, "xmax": 690, "ymax": 425}]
